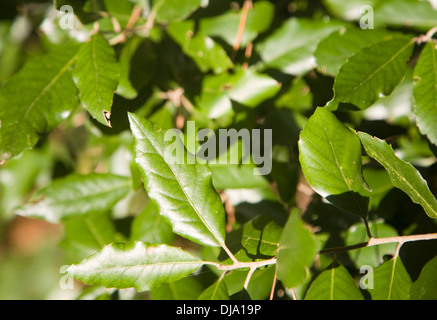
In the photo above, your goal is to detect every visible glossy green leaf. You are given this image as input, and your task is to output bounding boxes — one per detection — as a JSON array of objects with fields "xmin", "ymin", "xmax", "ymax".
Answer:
[
  {"xmin": 327, "ymin": 37, "xmax": 414, "ymax": 111},
  {"xmin": 256, "ymin": 18, "xmax": 342, "ymax": 75},
  {"xmin": 277, "ymin": 209, "xmax": 316, "ymax": 288},
  {"xmin": 198, "ymin": 275, "xmax": 230, "ymax": 300},
  {"xmin": 413, "ymin": 41, "xmax": 437, "ymax": 146},
  {"xmin": 199, "ymin": 1, "xmax": 274, "ymax": 48},
  {"xmin": 128, "ymin": 112, "xmax": 226, "ymax": 247},
  {"xmin": 346, "ymin": 221, "xmax": 398, "ymax": 268},
  {"xmin": 73, "ymin": 33, "xmax": 120, "ymax": 126},
  {"xmin": 298, "ymin": 107, "xmax": 371, "ymax": 216},
  {"xmin": 0, "ymin": 45, "xmax": 78, "ymax": 161},
  {"xmin": 167, "ymin": 20, "xmax": 233, "ymax": 74},
  {"xmin": 410, "ymin": 255, "xmax": 437, "ymax": 300},
  {"xmin": 15, "ymin": 173, "xmax": 131, "ymax": 223},
  {"xmin": 358, "ymin": 132, "xmax": 437, "ymax": 219},
  {"xmin": 370, "ymin": 256, "xmax": 412, "ymax": 300},
  {"xmin": 68, "ymin": 242, "xmax": 203, "ymax": 291},
  {"xmin": 305, "ymin": 263, "xmax": 364, "ymax": 300}
]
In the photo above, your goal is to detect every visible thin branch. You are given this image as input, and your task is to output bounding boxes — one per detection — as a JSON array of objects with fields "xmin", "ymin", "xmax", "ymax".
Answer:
[
  {"xmin": 415, "ymin": 25, "xmax": 437, "ymax": 44},
  {"xmin": 203, "ymin": 257, "xmax": 277, "ymax": 272},
  {"xmin": 244, "ymin": 267, "xmax": 256, "ymax": 290},
  {"xmin": 231, "ymin": 0, "xmax": 253, "ymax": 60},
  {"xmin": 319, "ymin": 232, "xmax": 437, "ymax": 255},
  {"xmin": 269, "ymin": 270, "xmax": 277, "ymax": 300}
]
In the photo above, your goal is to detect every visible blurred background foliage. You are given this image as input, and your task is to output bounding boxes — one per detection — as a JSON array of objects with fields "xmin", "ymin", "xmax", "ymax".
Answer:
[{"xmin": 0, "ymin": 0, "xmax": 436, "ymax": 299}]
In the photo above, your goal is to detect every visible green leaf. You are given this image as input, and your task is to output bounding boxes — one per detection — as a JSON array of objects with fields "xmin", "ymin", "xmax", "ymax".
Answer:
[
  {"xmin": 370, "ymin": 256, "xmax": 412, "ymax": 300},
  {"xmin": 223, "ymin": 214, "xmax": 282, "ymax": 263},
  {"xmin": 327, "ymin": 37, "xmax": 414, "ymax": 111},
  {"xmin": 128, "ymin": 112, "xmax": 226, "ymax": 247},
  {"xmin": 198, "ymin": 275, "xmax": 230, "ymax": 300},
  {"xmin": 15, "ymin": 173, "xmax": 131, "ymax": 223},
  {"xmin": 413, "ymin": 41, "xmax": 437, "ymax": 146},
  {"xmin": 167, "ymin": 20, "xmax": 233, "ymax": 74},
  {"xmin": 277, "ymin": 209, "xmax": 316, "ymax": 288},
  {"xmin": 199, "ymin": 1, "xmax": 274, "ymax": 48},
  {"xmin": 153, "ymin": 0, "xmax": 201, "ymax": 23},
  {"xmin": 298, "ymin": 107, "xmax": 371, "ymax": 216},
  {"xmin": 410, "ymin": 255, "xmax": 437, "ymax": 300},
  {"xmin": 0, "ymin": 45, "xmax": 78, "ymax": 160},
  {"xmin": 68, "ymin": 242, "xmax": 203, "ymax": 291},
  {"xmin": 345, "ymin": 221, "xmax": 398, "ymax": 268},
  {"xmin": 210, "ymin": 164, "xmax": 270, "ymax": 190},
  {"xmin": 256, "ymin": 18, "xmax": 342, "ymax": 75},
  {"xmin": 374, "ymin": 0, "xmax": 437, "ymax": 31},
  {"xmin": 151, "ymin": 276, "xmax": 203, "ymax": 300},
  {"xmin": 130, "ymin": 201, "xmax": 174, "ymax": 245},
  {"xmin": 315, "ymin": 28, "xmax": 397, "ymax": 76},
  {"xmin": 197, "ymin": 68, "xmax": 280, "ymax": 119},
  {"xmin": 61, "ymin": 211, "xmax": 118, "ymax": 263},
  {"xmin": 73, "ymin": 33, "xmax": 120, "ymax": 126},
  {"xmin": 357, "ymin": 132, "xmax": 437, "ymax": 219},
  {"xmin": 305, "ymin": 263, "xmax": 364, "ymax": 300},
  {"xmin": 323, "ymin": 0, "xmax": 375, "ymax": 21}
]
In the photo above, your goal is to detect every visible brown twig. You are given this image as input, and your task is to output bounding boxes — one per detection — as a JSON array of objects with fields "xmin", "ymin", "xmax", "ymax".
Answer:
[
  {"xmin": 319, "ymin": 233, "xmax": 437, "ymax": 255},
  {"xmin": 231, "ymin": 0, "xmax": 253, "ymax": 61},
  {"xmin": 109, "ymin": 5, "xmax": 142, "ymax": 45}
]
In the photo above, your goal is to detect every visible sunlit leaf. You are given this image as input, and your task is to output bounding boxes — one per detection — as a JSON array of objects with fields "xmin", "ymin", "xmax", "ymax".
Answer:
[
  {"xmin": 358, "ymin": 132, "xmax": 437, "ymax": 219},
  {"xmin": 68, "ymin": 242, "xmax": 203, "ymax": 291},
  {"xmin": 299, "ymin": 107, "xmax": 371, "ymax": 216},
  {"xmin": 128, "ymin": 112, "xmax": 226, "ymax": 247}
]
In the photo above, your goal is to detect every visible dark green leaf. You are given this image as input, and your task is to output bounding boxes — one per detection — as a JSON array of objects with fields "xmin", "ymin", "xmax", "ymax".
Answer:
[
  {"xmin": 0, "ymin": 45, "xmax": 78, "ymax": 160},
  {"xmin": 410, "ymin": 255, "xmax": 437, "ymax": 300}
]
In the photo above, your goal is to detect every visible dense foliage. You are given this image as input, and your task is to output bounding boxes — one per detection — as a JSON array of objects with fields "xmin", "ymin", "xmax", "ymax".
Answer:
[{"xmin": 0, "ymin": 0, "xmax": 437, "ymax": 300}]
